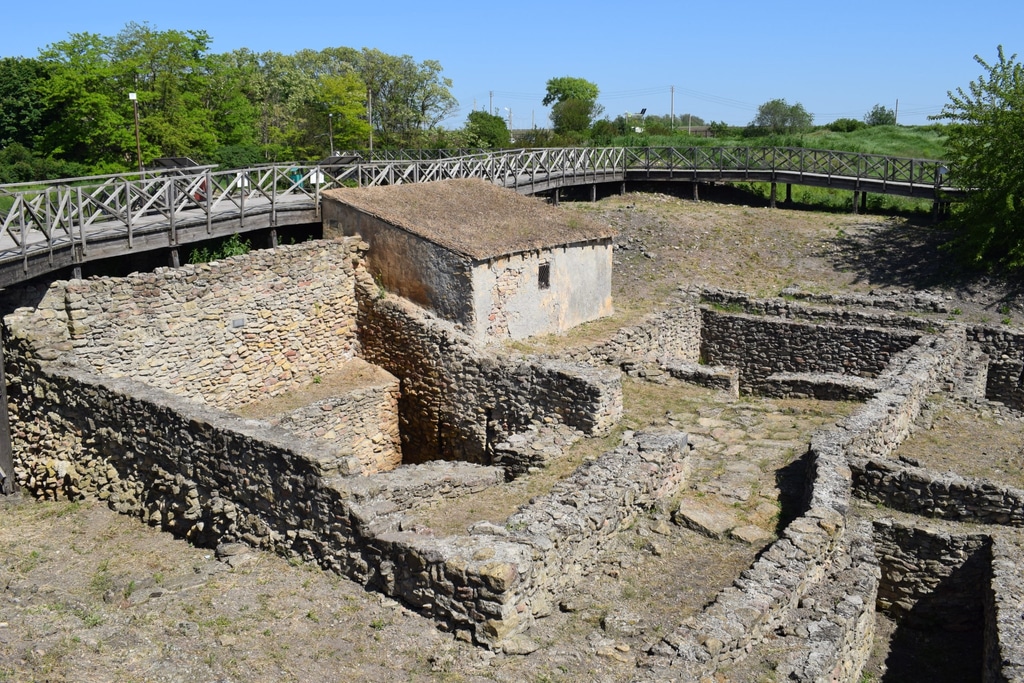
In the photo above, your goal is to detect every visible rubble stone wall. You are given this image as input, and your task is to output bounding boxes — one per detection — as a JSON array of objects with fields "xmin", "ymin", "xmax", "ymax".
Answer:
[
  {"xmin": 852, "ymin": 458, "xmax": 1024, "ymax": 527},
  {"xmin": 967, "ymin": 326, "xmax": 1024, "ymax": 408},
  {"xmin": 356, "ymin": 284, "xmax": 622, "ymax": 467},
  {"xmin": 700, "ymin": 308, "xmax": 922, "ymax": 393},
  {"xmin": 651, "ymin": 330, "xmax": 962, "ymax": 680},
  {"xmin": 3, "ymin": 239, "xmax": 365, "ymax": 411}
]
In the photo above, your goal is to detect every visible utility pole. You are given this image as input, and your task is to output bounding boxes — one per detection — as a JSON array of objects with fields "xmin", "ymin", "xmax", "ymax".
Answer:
[
  {"xmin": 670, "ymin": 85, "xmax": 675, "ymax": 132},
  {"xmin": 490, "ymin": 91, "xmax": 493, "ymax": 115},
  {"xmin": 894, "ymin": 98, "xmax": 899, "ymax": 126}
]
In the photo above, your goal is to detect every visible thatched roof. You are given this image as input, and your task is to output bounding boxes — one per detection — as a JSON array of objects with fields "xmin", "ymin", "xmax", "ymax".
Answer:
[{"xmin": 323, "ymin": 179, "xmax": 615, "ymax": 260}]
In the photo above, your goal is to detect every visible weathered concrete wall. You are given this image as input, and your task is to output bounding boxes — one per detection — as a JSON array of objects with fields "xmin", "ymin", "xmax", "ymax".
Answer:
[
  {"xmin": 471, "ymin": 242, "xmax": 613, "ymax": 342},
  {"xmin": 4, "ymin": 239, "xmax": 365, "ymax": 411},
  {"xmin": 356, "ymin": 283, "xmax": 622, "ymax": 466},
  {"xmin": 324, "ymin": 203, "xmax": 476, "ymax": 327}
]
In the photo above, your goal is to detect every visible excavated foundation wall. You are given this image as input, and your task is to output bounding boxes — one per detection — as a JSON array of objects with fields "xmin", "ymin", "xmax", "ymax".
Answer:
[
  {"xmin": 8, "ymin": 239, "xmax": 365, "ymax": 411},
  {"xmin": 2, "ymin": 237, "xmax": 632, "ymax": 648},
  {"xmin": 355, "ymin": 279, "xmax": 622, "ymax": 465},
  {"xmin": 647, "ymin": 307, "xmax": 965, "ymax": 681},
  {"xmin": 967, "ymin": 326, "xmax": 1024, "ymax": 408},
  {"xmin": 699, "ymin": 308, "xmax": 922, "ymax": 394}
]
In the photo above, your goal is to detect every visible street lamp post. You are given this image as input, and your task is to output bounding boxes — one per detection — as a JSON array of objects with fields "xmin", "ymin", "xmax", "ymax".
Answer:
[
  {"xmin": 128, "ymin": 92, "xmax": 142, "ymax": 174},
  {"xmin": 328, "ymin": 113, "xmax": 335, "ymax": 156}
]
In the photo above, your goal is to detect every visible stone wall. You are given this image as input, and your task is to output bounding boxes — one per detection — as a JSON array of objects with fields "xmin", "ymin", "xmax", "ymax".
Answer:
[
  {"xmin": 253, "ymin": 360, "xmax": 402, "ymax": 474},
  {"xmin": 562, "ymin": 300, "xmax": 702, "ymax": 367},
  {"xmin": 852, "ymin": 458, "xmax": 1024, "ymax": 527},
  {"xmin": 989, "ymin": 535, "xmax": 1024, "ymax": 683},
  {"xmin": 356, "ymin": 283, "xmax": 622, "ymax": 466},
  {"xmin": 647, "ymin": 329, "xmax": 963, "ymax": 680},
  {"xmin": 700, "ymin": 308, "xmax": 922, "ymax": 393},
  {"xmin": 967, "ymin": 326, "xmax": 1024, "ymax": 408},
  {"xmin": 4, "ymin": 239, "xmax": 365, "ymax": 411},
  {"xmin": 872, "ymin": 519, "xmax": 990, "ymax": 625}
]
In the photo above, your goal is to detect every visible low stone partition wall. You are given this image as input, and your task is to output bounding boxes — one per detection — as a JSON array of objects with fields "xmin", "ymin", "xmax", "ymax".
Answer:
[
  {"xmin": 761, "ymin": 371, "xmax": 880, "ymax": 401},
  {"xmin": 700, "ymin": 307, "xmax": 922, "ymax": 394},
  {"xmin": 989, "ymin": 535, "xmax": 1024, "ymax": 683},
  {"xmin": 361, "ymin": 429, "xmax": 691, "ymax": 647},
  {"xmin": 2, "ymin": 238, "xmax": 366, "ymax": 411},
  {"xmin": 356, "ymin": 283, "xmax": 622, "ymax": 467},
  {"xmin": 562, "ymin": 301, "xmax": 702, "ymax": 366},
  {"xmin": 661, "ymin": 360, "xmax": 739, "ymax": 396},
  {"xmin": 646, "ymin": 328, "xmax": 963, "ymax": 680},
  {"xmin": 756, "ymin": 521, "xmax": 879, "ymax": 683},
  {"xmin": 852, "ymin": 458, "xmax": 1024, "ymax": 526},
  {"xmin": 243, "ymin": 359, "xmax": 403, "ymax": 475},
  {"xmin": 700, "ymin": 287, "xmax": 947, "ymax": 332},
  {"xmin": 967, "ymin": 325, "xmax": 1024, "ymax": 409}
]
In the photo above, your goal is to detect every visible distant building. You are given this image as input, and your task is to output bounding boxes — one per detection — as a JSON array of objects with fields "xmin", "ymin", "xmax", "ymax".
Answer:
[{"xmin": 322, "ymin": 179, "xmax": 615, "ymax": 343}]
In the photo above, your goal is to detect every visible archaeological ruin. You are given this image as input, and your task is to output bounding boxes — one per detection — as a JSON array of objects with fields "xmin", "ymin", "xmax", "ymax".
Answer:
[{"xmin": 2, "ymin": 180, "xmax": 1024, "ymax": 682}]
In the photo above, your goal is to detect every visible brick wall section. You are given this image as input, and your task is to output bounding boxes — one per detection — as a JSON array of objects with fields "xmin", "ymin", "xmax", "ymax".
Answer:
[{"xmin": 4, "ymin": 239, "xmax": 366, "ymax": 411}]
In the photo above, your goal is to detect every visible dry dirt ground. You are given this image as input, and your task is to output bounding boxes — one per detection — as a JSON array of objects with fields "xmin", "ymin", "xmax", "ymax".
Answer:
[{"xmin": 4, "ymin": 192, "xmax": 1024, "ymax": 682}]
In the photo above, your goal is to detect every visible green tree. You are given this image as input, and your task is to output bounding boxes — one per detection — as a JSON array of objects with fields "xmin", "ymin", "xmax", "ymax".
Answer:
[
  {"xmin": 355, "ymin": 48, "xmax": 457, "ymax": 147},
  {"xmin": 36, "ymin": 31, "xmax": 136, "ymax": 170},
  {"xmin": 465, "ymin": 110, "xmax": 510, "ymax": 148},
  {"xmin": 543, "ymin": 76, "xmax": 603, "ymax": 133},
  {"xmin": 935, "ymin": 46, "xmax": 1024, "ymax": 268},
  {"xmin": 747, "ymin": 98, "xmax": 813, "ymax": 134},
  {"xmin": 320, "ymin": 72, "xmax": 371, "ymax": 152},
  {"xmin": 111, "ymin": 23, "xmax": 218, "ymax": 160},
  {"xmin": 864, "ymin": 104, "xmax": 897, "ymax": 126},
  {"xmin": 551, "ymin": 98, "xmax": 600, "ymax": 136},
  {"xmin": 0, "ymin": 57, "xmax": 49, "ymax": 149}
]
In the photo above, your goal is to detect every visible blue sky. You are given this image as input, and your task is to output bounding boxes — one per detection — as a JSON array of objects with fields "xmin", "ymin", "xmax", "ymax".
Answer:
[{"xmin": 4, "ymin": 0, "xmax": 1022, "ymax": 128}]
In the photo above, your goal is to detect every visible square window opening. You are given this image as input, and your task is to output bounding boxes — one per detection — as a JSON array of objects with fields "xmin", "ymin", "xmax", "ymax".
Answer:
[{"xmin": 538, "ymin": 262, "xmax": 551, "ymax": 290}]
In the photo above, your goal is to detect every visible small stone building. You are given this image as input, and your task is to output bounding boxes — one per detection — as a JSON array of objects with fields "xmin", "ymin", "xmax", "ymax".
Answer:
[{"xmin": 322, "ymin": 179, "xmax": 615, "ymax": 343}]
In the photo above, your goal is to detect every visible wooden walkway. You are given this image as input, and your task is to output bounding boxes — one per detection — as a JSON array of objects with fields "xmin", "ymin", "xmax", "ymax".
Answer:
[{"xmin": 0, "ymin": 146, "xmax": 958, "ymax": 288}]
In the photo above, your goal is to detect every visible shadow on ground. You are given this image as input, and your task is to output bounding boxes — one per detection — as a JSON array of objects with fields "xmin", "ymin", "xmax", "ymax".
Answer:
[{"xmin": 826, "ymin": 218, "xmax": 1024, "ymax": 311}]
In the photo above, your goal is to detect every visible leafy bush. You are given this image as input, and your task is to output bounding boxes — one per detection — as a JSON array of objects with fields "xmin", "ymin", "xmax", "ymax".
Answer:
[{"xmin": 827, "ymin": 118, "xmax": 867, "ymax": 133}]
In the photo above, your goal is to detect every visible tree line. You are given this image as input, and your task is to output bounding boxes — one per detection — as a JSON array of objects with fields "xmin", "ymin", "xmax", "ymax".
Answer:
[{"xmin": 0, "ymin": 22, "xmax": 459, "ymax": 181}]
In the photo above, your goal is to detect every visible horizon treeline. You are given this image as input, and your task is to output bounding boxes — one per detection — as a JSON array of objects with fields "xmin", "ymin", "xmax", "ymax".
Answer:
[{"xmin": 0, "ymin": 22, "xmax": 461, "ymax": 180}]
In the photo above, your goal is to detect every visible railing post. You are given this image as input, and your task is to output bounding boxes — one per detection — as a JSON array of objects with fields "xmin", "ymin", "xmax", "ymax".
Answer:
[
  {"xmin": 206, "ymin": 168, "xmax": 213, "ymax": 234},
  {"xmin": 168, "ymin": 181, "xmax": 177, "ymax": 245},
  {"xmin": 125, "ymin": 179, "xmax": 134, "ymax": 248},
  {"xmin": 77, "ymin": 186, "xmax": 87, "ymax": 258}
]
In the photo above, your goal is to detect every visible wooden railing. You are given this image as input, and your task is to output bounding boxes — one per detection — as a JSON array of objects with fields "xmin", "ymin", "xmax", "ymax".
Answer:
[{"xmin": 0, "ymin": 147, "xmax": 954, "ymax": 284}]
